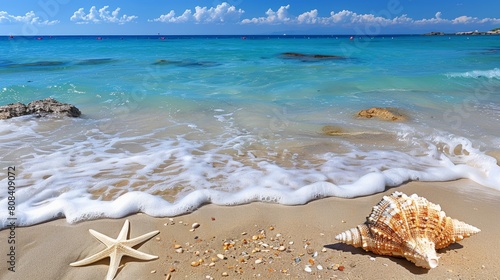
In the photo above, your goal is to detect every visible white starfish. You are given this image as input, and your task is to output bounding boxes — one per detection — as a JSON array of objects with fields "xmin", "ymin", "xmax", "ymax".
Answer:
[{"xmin": 70, "ymin": 219, "xmax": 160, "ymax": 280}]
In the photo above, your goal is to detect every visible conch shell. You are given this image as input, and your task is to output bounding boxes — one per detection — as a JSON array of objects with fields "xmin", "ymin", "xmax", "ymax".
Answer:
[{"xmin": 335, "ymin": 192, "xmax": 480, "ymax": 269}]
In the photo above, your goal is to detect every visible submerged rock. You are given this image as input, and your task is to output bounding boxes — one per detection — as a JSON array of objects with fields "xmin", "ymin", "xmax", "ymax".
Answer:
[
  {"xmin": 321, "ymin": 125, "xmax": 345, "ymax": 136},
  {"xmin": 8, "ymin": 61, "xmax": 66, "ymax": 68},
  {"xmin": 153, "ymin": 59, "xmax": 219, "ymax": 67},
  {"xmin": 0, "ymin": 102, "xmax": 27, "ymax": 119},
  {"xmin": 280, "ymin": 52, "xmax": 343, "ymax": 61},
  {"xmin": 0, "ymin": 98, "xmax": 81, "ymax": 119},
  {"xmin": 76, "ymin": 58, "xmax": 115, "ymax": 65},
  {"xmin": 357, "ymin": 107, "xmax": 406, "ymax": 121}
]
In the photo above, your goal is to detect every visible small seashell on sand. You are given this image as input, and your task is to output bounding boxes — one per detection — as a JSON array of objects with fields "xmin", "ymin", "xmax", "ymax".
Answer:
[
  {"xmin": 304, "ymin": 266, "xmax": 312, "ymax": 273},
  {"xmin": 278, "ymin": 246, "xmax": 286, "ymax": 251},
  {"xmin": 255, "ymin": 258, "xmax": 263, "ymax": 264},
  {"xmin": 335, "ymin": 192, "xmax": 480, "ymax": 269},
  {"xmin": 217, "ymin": 253, "xmax": 225, "ymax": 260},
  {"xmin": 192, "ymin": 223, "xmax": 200, "ymax": 229}
]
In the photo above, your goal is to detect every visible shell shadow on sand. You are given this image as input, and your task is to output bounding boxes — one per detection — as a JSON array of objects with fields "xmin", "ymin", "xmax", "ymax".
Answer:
[{"xmin": 323, "ymin": 243, "xmax": 431, "ymax": 274}]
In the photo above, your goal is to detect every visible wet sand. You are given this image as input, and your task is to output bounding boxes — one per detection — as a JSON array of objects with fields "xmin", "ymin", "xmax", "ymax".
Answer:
[{"xmin": 1, "ymin": 179, "xmax": 499, "ymax": 280}]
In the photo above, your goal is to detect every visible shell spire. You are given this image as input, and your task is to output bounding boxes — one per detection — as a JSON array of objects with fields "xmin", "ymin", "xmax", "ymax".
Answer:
[{"xmin": 335, "ymin": 192, "xmax": 480, "ymax": 269}]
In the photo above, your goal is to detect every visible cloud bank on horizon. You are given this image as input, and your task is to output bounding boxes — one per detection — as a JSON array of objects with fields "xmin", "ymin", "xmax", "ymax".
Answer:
[{"xmin": 1, "ymin": 2, "xmax": 499, "ymax": 34}]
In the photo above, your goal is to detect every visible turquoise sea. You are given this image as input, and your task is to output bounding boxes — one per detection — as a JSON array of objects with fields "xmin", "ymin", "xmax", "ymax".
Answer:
[{"xmin": 1, "ymin": 35, "xmax": 499, "ymax": 228}]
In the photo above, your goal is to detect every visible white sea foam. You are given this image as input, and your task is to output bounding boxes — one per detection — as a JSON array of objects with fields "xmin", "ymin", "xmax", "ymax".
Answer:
[
  {"xmin": 446, "ymin": 68, "xmax": 500, "ymax": 79},
  {"xmin": 1, "ymin": 115, "xmax": 499, "ymax": 229}
]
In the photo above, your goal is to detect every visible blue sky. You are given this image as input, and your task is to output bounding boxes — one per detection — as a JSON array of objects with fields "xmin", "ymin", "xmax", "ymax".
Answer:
[{"xmin": 1, "ymin": 0, "xmax": 499, "ymax": 35}]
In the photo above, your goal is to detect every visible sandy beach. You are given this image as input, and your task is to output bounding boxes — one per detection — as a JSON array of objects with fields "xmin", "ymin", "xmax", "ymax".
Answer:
[{"xmin": 2, "ymin": 179, "xmax": 499, "ymax": 280}]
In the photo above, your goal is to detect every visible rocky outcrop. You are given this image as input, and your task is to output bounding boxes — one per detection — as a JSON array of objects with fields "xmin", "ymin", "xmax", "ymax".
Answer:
[
  {"xmin": 423, "ymin": 32, "xmax": 444, "ymax": 36},
  {"xmin": 0, "ymin": 102, "xmax": 27, "ymax": 119},
  {"xmin": 0, "ymin": 98, "xmax": 81, "ymax": 119},
  {"xmin": 357, "ymin": 107, "xmax": 406, "ymax": 121}
]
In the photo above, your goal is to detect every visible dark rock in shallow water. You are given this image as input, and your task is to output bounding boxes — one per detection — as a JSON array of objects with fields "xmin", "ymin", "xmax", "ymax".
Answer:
[
  {"xmin": 9, "ymin": 61, "xmax": 66, "ymax": 68},
  {"xmin": 0, "ymin": 98, "xmax": 81, "ymax": 119},
  {"xmin": 0, "ymin": 102, "xmax": 27, "ymax": 119},
  {"xmin": 27, "ymin": 98, "xmax": 81, "ymax": 118},
  {"xmin": 280, "ymin": 52, "xmax": 344, "ymax": 61},
  {"xmin": 357, "ymin": 107, "xmax": 406, "ymax": 121},
  {"xmin": 153, "ymin": 59, "xmax": 219, "ymax": 67},
  {"xmin": 76, "ymin": 58, "xmax": 115, "ymax": 65}
]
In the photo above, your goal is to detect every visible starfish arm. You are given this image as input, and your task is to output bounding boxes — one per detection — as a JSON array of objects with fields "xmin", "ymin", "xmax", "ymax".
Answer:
[
  {"xmin": 124, "ymin": 230, "xmax": 160, "ymax": 247},
  {"xmin": 89, "ymin": 229, "xmax": 118, "ymax": 247},
  {"xmin": 106, "ymin": 250, "xmax": 123, "ymax": 280},
  {"xmin": 70, "ymin": 247, "xmax": 114, "ymax": 267},
  {"xmin": 116, "ymin": 220, "xmax": 130, "ymax": 241},
  {"xmin": 121, "ymin": 245, "xmax": 158, "ymax": 260}
]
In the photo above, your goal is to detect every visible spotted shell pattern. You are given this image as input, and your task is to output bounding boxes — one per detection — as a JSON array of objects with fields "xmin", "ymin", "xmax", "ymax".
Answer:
[{"xmin": 335, "ymin": 192, "xmax": 480, "ymax": 269}]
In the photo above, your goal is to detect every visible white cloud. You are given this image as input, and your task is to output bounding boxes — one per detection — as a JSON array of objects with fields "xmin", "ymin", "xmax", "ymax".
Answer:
[
  {"xmin": 240, "ymin": 5, "xmax": 500, "ymax": 27},
  {"xmin": 70, "ymin": 6, "xmax": 137, "ymax": 24},
  {"xmin": 241, "ymin": 5, "xmax": 291, "ymax": 24},
  {"xmin": 414, "ymin": 12, "xmax": 446, "ymax": 24},
  {"xmin": 414, "ymin": 12, "xmax": 500, "ymax": 25},
  {"xmin": 150, "ymin": 9, "xmax": 192, "ymax": 23},
  {"xmin": 297, "ymin": 9, "xmax": 319, "ymax": 24},
  {"xmin": 322, "ymin": 10, "xmax": 392, "ymax": 25},
  {"xmin": 151, "ymin": 2, "xmax": 244, "ymax": 23},
  {"xmin": 451, "ymin": 15, "xmax": 474, "ymax": 24},
  {"xmin": 477, "ymin": 17, "xmax": 500, "ymax": 24},
  {"xmin": 0, "ymin": 10, "xmax": 59, "ymax": 25}
]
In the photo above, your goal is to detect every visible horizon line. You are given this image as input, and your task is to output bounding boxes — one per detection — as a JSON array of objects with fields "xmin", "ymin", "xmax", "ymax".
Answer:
[{"xmin": 3, "ymin": 33, "xmax": 498, "ymax": 37}]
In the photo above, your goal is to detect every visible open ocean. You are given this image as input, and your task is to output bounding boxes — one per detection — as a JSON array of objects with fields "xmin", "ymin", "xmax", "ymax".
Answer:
[{"xmin": 1, "ymin": 35, "xmax": 499, "ymax": 228}]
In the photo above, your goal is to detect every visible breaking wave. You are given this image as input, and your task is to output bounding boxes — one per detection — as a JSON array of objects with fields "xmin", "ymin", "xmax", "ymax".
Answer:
[{"xmin": 446, "ymin": 68, "xmax": 500, "ymax": 79}]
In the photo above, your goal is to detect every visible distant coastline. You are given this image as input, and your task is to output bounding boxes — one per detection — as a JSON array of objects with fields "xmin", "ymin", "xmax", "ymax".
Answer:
[{"xmin": 424, "ymin": 28, "xmax": 500, "ymax": 36}]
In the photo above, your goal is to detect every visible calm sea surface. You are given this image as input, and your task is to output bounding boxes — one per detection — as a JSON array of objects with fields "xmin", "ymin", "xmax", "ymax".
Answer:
[{"xmin": 1, "ymin": 35, "xmax": 499, "ymax": 227}]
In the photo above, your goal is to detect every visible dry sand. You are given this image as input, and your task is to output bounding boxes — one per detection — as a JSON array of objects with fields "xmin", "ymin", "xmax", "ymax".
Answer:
[{"xmin": 1, "ymin": 179, "xmax": 499, "ymax": 280}]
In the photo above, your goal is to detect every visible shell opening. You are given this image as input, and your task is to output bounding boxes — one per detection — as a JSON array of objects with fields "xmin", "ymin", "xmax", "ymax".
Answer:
[{"xmin": 428, "ymin": 257, "xmax": 439, "ymax": 269}]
